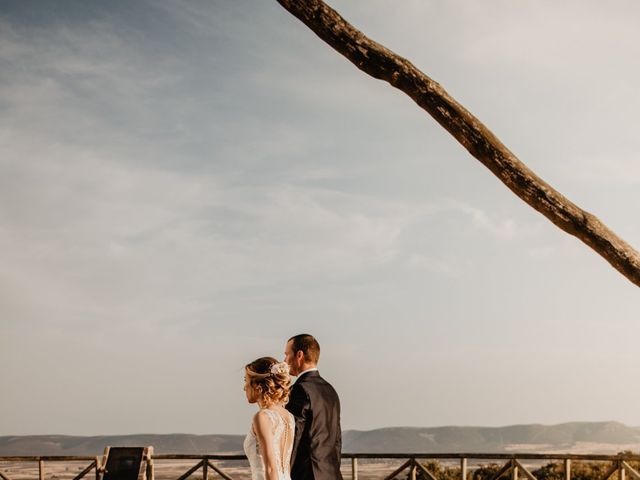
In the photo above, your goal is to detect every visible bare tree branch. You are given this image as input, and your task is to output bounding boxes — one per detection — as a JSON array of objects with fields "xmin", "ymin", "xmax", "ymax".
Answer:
[{"xmin": 274, "ymin": 0, "xmax": 640, "ymax": 287}]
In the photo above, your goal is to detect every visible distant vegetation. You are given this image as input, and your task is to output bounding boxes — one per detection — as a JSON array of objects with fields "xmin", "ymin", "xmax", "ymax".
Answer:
[{"xmin": 409, "ymin": 455, "xmax": 640, "ymax": 480}]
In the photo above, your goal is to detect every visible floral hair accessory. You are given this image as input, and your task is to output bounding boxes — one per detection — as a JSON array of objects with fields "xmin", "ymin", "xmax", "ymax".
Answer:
[{"xmin": 270, "ymin": 362, "xmax": 290, "ymax": 375}]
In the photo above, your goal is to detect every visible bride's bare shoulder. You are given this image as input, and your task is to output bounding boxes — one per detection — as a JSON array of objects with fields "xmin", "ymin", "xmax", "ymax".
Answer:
[{"xmin": 253, "ymin": 409, "xmax": 277, "ymax": 431}]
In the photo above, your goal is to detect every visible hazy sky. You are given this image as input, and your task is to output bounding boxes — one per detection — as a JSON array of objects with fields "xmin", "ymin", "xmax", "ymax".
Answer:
[{"xmin": 1, "ymin": 0, "xmax": 639, "ymax": 436}]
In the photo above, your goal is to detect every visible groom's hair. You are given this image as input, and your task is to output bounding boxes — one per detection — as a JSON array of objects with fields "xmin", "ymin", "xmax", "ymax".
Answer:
[{"xmin": 289, "ymin": 334, "xmax": 320, "ymax": 364}]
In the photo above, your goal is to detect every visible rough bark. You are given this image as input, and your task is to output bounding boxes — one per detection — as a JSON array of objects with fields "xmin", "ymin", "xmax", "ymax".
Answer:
[{"xmin": 275, "ymin": 0, "xmax": 640, "ymax": 287}]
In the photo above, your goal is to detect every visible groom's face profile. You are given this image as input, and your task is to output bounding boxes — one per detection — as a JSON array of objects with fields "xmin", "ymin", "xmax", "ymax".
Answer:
[{"xmin": 284, "ymin": 340, "xmax": 305, "ymax": 377}]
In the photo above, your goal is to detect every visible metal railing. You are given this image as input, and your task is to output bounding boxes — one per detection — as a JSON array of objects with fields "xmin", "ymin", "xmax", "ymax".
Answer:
[{"xmin": 2, "ymin": 452, "xmax": 640, "ymax": 480}]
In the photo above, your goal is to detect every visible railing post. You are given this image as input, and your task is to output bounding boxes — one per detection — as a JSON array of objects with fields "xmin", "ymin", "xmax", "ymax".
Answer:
[
  {"xmin": 461, "ymin": 457, "xmax": 468, "ymax": 480},
  {"xmin": 564, "ymin": 459, "xmax": 571, "ymax": 480},
  {"xmin": 100, "ymin": 447, "xmax": 110, "ymax": 480},
  {"xmin": 146, "ymin": 448, "xmax": 154, "ymax": 480},
  {"xmin": 512, "ymin": 460, "xmax": 518, "ymax": 480},
  {"xmin": 621, "ymin": 462, "xmax": 626, "ymax": 480},
  {"xmin": 410, "ymin": 459, "xmax": 417, "ymax": 480},
  {"xmin": 38, "ymin": 459, "xmax": 44, "ymax": 480},
  {"xmin": 351, "ymin": 457, "xmax": 358, "ymax": 480},
  {"xmin": 202, "ymin": 457, "xmax": 208, "ymax": 480}
]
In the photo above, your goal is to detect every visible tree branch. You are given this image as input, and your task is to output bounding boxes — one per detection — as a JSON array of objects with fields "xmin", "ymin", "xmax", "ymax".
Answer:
[{"xmin": 274, "ymin": 0, "xmax": 640, "ymax": 287}]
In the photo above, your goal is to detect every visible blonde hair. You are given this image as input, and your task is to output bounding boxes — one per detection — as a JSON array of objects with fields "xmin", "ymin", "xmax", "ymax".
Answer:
[{"xmin": 245, "ymin": 357, "xmax": 291, "ymax": 407}]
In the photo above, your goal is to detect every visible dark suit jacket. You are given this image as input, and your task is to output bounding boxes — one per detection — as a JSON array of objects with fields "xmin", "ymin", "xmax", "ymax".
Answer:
[{"xmin": 285, "ymin": 370, "xmax": 343, "ymax": 480}]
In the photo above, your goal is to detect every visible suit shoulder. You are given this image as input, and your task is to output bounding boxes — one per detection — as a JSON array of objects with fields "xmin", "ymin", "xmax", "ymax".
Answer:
[
  {"xmin": 313, "ymin": 373, "xmax": 337, "ymax": 388},
  {"xmin": 304, "ymin": 375, "xmax": 340, "ymax": 397},
  {"xmin": 290, "ymin": 380, "xmax": 310, "ymax": 397}
]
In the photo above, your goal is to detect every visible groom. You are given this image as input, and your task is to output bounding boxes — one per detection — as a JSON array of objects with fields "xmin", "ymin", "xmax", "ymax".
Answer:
[{"xmin": 284, "ymin": 334, "xmax": 343, "ymax": 480}]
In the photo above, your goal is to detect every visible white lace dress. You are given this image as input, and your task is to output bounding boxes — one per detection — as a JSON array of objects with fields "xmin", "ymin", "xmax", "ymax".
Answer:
[{"xmin": 243, "ymin": 408, "xmax": 295, "ymax": 480}]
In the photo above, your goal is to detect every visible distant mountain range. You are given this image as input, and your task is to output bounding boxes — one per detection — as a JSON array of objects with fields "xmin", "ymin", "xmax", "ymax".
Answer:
[
  {"xmin": 342, "ymin": 422, "xmax": 640, "ymax": 454},
  {"xmin": 2, "ymin": 422, "xmax": 640, "ymax": 456}
]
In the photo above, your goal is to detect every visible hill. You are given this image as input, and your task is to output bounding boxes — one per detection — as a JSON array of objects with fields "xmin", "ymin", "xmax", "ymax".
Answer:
[
  {"xmin": 0, "ymin": 434, "xmax": 243, "ymax": 456},
  {"xmin": 342, "ymin": 421, "xmax": 640, "ymax": 453},
  {"xmin": 2, "ymin": 422, "xmax": 640, "ymax": 456}
]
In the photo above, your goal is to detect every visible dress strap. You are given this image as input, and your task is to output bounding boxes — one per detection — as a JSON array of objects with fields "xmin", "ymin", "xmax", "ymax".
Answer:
[{"xmin": 262, "ymin": 408, "xmax": 282, "ymax": 430}]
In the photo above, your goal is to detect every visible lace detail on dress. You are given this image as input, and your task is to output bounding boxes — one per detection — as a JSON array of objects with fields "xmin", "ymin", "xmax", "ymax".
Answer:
[{"xmin": 243, "ymin": 408, "xmax": 295, "ymax": 480}]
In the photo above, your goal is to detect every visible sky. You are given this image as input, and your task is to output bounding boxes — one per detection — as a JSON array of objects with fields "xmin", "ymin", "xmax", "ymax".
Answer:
[{"xmin": 1, "ymin": 0, "xmax": 639, "ymax": 436}]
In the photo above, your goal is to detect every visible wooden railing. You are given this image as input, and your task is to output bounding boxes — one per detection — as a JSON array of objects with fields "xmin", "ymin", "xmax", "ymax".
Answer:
[
  {"xmin": 2, "ymin": 452, "xmax": 640, "ymax": 480},
  {"xmin": 150, "ymin": 454, "xmax": 245, "ymax": 480},
  {"xmin": 0, "ymin": 456, "xmax": 100, "ymax": 480},
  {"xmin": 344, "ymin": 453, "xmax": 640, "ymax": 480}
]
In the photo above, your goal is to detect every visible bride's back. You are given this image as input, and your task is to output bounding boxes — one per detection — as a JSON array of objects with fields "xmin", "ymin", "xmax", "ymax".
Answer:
[{"xmin": 244, "ymin": 407, "xmax": 295, "ymax": 480}]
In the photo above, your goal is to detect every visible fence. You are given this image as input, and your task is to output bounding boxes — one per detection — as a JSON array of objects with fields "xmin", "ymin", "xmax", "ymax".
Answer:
[{"xmin": 3, "ymin": 452, "xmax": 640, "ymax": 480}]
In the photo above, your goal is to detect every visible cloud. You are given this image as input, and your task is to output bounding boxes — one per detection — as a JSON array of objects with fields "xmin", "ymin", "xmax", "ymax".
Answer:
[
  {"xmin": 406, "ymin": 254, "xmax": 460, "ymax": 277},
  {"xmin": 1, "ymin": 122, "xmax": 438, "ymax": 331},
  {"xmin": 448, "ymin": 201, "xmax": 541, "ymax": 240},
  {"xmin": 563, "ymin": 154, "xmax": 640, "ymax": 187},
  {"xmin": 2, "ymin": 0, "xmax": 640, "ymax": 436}
]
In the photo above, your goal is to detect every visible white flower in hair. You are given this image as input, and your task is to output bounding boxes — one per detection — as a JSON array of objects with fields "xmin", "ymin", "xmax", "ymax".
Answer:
[{"xmin": 270, "ymin": 362, "xmax": 289, "ymax": 375}]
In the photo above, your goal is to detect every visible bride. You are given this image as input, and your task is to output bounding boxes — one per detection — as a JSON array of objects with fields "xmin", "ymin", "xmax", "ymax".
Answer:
[{"xmin": 243, "ymin": 357, "xmax": 295, "ymax": 480}]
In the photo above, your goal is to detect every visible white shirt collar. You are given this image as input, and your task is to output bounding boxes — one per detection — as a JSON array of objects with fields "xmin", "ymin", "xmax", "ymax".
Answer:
[{"xmin": 296, "ymin": 367, "xmax": 318, "ymax": 378}]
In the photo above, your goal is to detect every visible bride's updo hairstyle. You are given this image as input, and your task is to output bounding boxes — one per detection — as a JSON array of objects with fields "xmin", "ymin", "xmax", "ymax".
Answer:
[{"xmin": 245, "ymin": 356, "xmax": 291, "ymax": 407}]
